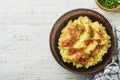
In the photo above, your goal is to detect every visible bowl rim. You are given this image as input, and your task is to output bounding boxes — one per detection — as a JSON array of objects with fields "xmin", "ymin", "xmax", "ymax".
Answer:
[
  {"xmin": 95, "ymin": 0, "xmax": 120, "ymax": 11},
  {"xmin": 49, "ymin": 8, "xmax": 115, "ymax": 74}
]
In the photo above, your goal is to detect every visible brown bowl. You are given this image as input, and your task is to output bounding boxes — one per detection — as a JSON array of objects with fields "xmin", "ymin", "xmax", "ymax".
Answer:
[
  {"xmin": 49, "ymin": 9, "xmax": 115, "ymax": 74},
  {"xmin": 95, "ymin": 0, "xmax": 120, "ymax": 11}
]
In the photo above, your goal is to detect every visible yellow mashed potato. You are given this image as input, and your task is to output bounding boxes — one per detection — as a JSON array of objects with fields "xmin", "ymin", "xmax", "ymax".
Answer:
[{"xmin": 58, "ymin": 16, "xmax": 111, "ymax": 68}]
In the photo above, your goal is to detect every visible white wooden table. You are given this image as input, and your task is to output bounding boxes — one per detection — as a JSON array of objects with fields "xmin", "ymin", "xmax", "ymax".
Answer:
[{"xmin": 0, "ymin": 0, "xmax": 120, "ymax": 80}]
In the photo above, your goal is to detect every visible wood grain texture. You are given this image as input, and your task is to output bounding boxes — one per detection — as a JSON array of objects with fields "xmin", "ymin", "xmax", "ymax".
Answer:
[{"xmin": 0, "ymin": 0, "xmax": 119, "ymax": 80}]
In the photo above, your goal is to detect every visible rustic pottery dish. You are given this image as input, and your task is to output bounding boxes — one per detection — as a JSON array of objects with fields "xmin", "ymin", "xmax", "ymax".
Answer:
[
  {"xmin": 49, "ymin": 9, "xmax": 115, "ymax": 74},
  {"xmin": 95, "ymin": 0, "xmax": 120, "ymax": 11}
]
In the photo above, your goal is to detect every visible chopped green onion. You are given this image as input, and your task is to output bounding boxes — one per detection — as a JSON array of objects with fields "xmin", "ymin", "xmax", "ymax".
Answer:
[
  {"xmin": 95, "ymin": 39, "xmax": 100, "ymax": 42},
  {"xmin": 98, "ymin": 0, "xmax": 120, "ymax": 9},
  {"xmin": 90, "ymin": 32, "xmax": 94, "ymax": 38},
  {"xmin": 85, "ymin": 53, "xmax": 91, "ymax": 59},
  {"xmin": 76, "ymin": 28, "xmax": 80, "ymax": 32}
]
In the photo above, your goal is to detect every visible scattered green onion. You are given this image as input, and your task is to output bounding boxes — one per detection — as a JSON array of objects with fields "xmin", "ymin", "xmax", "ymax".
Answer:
[
  {"xmin": 76, "ymin": 28, "xmax": 80, "ymax": 32},
  {"xmin": 95, "ymin": 39, "xmax": 100, "ymax": 42},
  {"xmin": 85, "ymin": 53, "xmax": 91, "ymax": 59},
  {"xmin": 90, "ymin": 32, "xmax": 95, "ymax": 38}
]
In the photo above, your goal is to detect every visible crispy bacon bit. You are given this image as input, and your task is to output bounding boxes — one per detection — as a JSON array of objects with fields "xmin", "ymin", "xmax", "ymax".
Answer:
[
  {"xmin": 91, "ymin": 53, "xmax": 96, "ymax": 57},
  {"xmin": 62, "ymin": 39, "xmax": 73, "ymax": 47},
  {"xmin": 75, "ymin": 49, "xmax": 85, "ymax": 59},
  {"xmin": 79, "ymin": 26, "xmax": 85, "ymax": 33},
  {"xmin": 68, "ymin": 27, "xmax": 77, "ymax": 42},
  {"xmin": 78, "ymin": 49, "xmax": 85, "ymax": 59},
  {"xmin": 77, "ymin": 26, "xmax": 85, "ymax": 34},
  {"xmin": 68, "ymin": 27, "xmax": 76, "ymax": 34},
  {"xmin": 89, "ymin": 26, "xmax": 93, "ymax": 34},
  {"xmin": 62, "ymin": 39, "xmax": 69, "ymax": 46},
  {"xmin": 68, "ymin": 41, "xmax": 73, "ymax": 47},
  {"xmin": 70, "ymin": 33, "xmax": 77, "ymax": 41},
  {"xmin": 80, "ymin": 49, "xmax": 85, "ymax": 55},
  {"xmin": 84, "ymin": 39, "xmax": 94, "ymax": 46},
  {"xmin": 90, "ymin": 50, "xmax": 93, "ymax": 53},
  {"xmin": 77, "ymin": 58, "xmax": 88, "ymax": 65},
  {"xmin": 97, "ymin": 46, "xmax": 100, "ymax": 52},
  {"xmin": 88, "ymin": 26, "xmax": 94, "ymax": 38},
  {"xmin": 99, "ymin": 43, "xmax": 103, "ymax": 46},
  {"xmin": 75, "ymin": 54, "xmax": 81, "ymax": 59},
  {"xmin": 90, "ymin": 50, "xmax": 96, "ymax": 57},
  {"xmin": 69, "ymin": 47, "xmax": 77, "ymax": 55}
]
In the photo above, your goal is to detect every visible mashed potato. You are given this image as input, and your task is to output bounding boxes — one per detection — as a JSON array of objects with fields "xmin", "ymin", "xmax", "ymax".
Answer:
[{"xmin": 58, "ymin": 16, "xmax": 111, "ymax": 68}]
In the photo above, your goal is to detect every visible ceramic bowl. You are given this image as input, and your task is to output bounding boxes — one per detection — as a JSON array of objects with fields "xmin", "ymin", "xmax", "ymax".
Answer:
[
  {"xmin": 95, "ymin": 0, "xmax": 120, "ymax": 11},
  {"xmin": 49, "ymin": 9, "xmax": 115, "ymax": 74}
]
